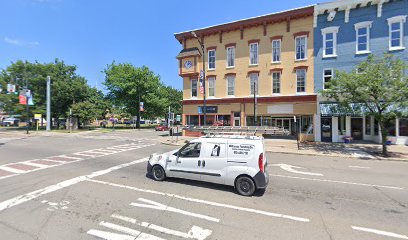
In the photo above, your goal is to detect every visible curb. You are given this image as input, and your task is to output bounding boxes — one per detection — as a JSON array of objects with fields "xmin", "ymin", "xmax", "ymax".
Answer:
[
  {"xmin": 160, "ymin": 141, "xmax": 182, "ymax": 146},
  {"xmin": 266, "ymin": 150, "xmax": 408, "ymax": 162}
]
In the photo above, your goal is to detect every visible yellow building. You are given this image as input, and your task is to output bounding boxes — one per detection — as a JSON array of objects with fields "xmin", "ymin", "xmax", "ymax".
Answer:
[{"xmin": 175, "ymin": 6, "xmax": 316, "ymax": 140}]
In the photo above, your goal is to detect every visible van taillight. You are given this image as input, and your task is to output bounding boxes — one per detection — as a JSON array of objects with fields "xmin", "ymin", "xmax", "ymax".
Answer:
[{"xmin": 258, "ymin": 153, "xmax": 264, "ymax": 173}]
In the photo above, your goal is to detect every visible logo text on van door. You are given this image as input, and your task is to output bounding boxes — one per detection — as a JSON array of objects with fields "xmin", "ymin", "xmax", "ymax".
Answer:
[{"xmin": 229, "ymin": 144, "xmax": 254, "ymax": 155}]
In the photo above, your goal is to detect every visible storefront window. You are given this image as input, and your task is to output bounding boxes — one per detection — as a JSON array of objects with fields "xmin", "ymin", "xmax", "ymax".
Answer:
[
  {"xmin": 187, "ymin": 115, "xmax": 199, "ymax": 126},
  {"xmin": 217, "ymin": 115, "xmax": 231, "ymax": 126},
  {"xmin": 338, "ymin": 116, "xmax": 346, "ymax": 135},
  {"xmin": 301, "ymin": 116, "xmax": 313, "ymax": 134},
  {"xmin": 400, "ymin": 118, "xmax": 408, "ymax": 136},
  {"xmin": 365, "ymin": 116, "xmax": 371, "ymax": 135},
  {"xmin": 385, "ymin": 118, "xmax": 396, "ymax": 136},
  {"xmin": 246, "ymin": 116, "xmax": 261, "ymax": 126}
]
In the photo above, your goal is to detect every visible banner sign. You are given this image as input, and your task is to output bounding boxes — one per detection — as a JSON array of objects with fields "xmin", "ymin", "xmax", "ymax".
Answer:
[
  {"xmin": 198, "ymin": 106, "xmax": 218, "ymax": 114},
  {"xmin": 139, "ymin": 102, "xmax": 144, "ymax": 112},
  {"xmin": 34, "ymin": 114, "xmax": 42, "ymax": 120}
]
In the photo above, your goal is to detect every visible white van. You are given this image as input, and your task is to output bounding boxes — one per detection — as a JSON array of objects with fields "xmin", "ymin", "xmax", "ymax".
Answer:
[{"xmin": 147, "ymin": 135, "xmax": 269, "ymax": 196}]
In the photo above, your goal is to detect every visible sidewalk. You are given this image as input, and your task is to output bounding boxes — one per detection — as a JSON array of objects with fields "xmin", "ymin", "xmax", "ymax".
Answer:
[
  {"xmin": 160, "ymin": 135, "xmax": 408, "ymax": 162},
  {"xmin": 265, "ymin": 139, "xmax": 408, "ymax": 161}
]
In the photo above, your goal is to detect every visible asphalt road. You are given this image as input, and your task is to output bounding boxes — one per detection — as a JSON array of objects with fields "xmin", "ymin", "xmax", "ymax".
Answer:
[{"xmin": 0, "ymin": 130, "xmax": 407, "ymax": 240}]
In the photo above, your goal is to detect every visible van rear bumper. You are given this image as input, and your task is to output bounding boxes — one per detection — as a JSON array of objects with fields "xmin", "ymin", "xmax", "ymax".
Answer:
[{"xmin": 253, "ymin": 171, "xmax": 269, "ymax": 189}]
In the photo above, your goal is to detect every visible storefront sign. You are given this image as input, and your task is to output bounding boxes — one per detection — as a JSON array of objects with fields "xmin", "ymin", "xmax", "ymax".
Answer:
[{"xmin": 198, "ymin": 106, "xmax": 218, "ymax": 114}]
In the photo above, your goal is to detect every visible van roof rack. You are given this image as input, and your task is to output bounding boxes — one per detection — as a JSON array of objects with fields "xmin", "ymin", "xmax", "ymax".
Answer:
[{"xmin": 202, "ymin": 134, "xmax": 263, "ymax": 140}]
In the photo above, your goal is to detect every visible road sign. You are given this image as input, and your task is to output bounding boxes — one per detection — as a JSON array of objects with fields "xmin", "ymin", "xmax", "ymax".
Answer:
[
  {"xmin": 34, "ymin": 114, "xmax": 41, "ymax": 120},
  {"xmin": 176, "ymin": 115, "xmax": 181, "ymax": 122}
]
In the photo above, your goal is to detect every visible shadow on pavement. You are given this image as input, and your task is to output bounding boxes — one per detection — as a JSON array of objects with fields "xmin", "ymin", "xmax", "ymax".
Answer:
[{"xmin": 146, "ymin": 173, "xmax": 265, "ymax": 197}]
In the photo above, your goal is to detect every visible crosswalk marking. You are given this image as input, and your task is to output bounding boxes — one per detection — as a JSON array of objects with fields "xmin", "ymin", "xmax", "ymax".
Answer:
[
  {"xmin": 98, "ymin": 221, "xmax": 165, "ymax": 240},
  {"xmin": 0, "ymin": 166, "xmax": 26, "ymax": 174},
  {"xmin": 0, "ymin": 142, "xmax": 155, "ymax": 181},
  {"xmin": 22, "ymin": 161, "xmax": 51, "ymax": 168}
]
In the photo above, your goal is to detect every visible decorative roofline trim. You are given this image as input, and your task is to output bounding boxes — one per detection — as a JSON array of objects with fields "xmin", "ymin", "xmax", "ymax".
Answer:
[
  {"xmin": 206, "ymin": 46, "xmax": 217, "ymax": 51},
  {"xmin": 174, "ymin": 6, "xmax": 314, "ymax": 42},
  {"xmin": 387, "ymin": 15, "xmax": 407, "ymax": 25}
]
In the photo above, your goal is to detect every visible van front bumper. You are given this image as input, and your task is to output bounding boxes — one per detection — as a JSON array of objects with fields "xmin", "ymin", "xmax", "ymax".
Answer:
[
  {"xmin": 253, "ymin": 170, "xmax": 269, "ymax": 189},
  {"xmin": 146, "ymin": 162, "xmax": 153, "ymax": 174}
]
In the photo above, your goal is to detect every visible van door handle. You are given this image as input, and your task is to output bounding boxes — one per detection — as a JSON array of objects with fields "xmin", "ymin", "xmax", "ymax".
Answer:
[
  {"xmin": 202, "ymin": 160, "xmax": 206, "ymax": 167},
  {"xmin": 198, "ymin": 160, "xmax": 201, "ymax": 167}
]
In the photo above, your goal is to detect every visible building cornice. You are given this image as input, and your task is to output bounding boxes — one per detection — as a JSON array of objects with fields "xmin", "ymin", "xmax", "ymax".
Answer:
[
  {"xmin": 174, "ymin": 6, "xmax": 314, "ymax": 43},
  {"xmin": 314, "ymin": 0, "xmax": 392, "ymax": 27}
]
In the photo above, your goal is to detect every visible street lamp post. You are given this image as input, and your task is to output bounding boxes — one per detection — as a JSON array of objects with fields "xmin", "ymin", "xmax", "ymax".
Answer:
[
  {"xmin": 191, "ymin": 31, "xmax": 206, "ymax": 126},
  {"xmin": 253, "ymin": 79, "xmax": 257, "ymax": 126}
]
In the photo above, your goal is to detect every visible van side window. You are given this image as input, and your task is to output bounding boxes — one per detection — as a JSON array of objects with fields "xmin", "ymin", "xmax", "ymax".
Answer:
[
  {"xmin": 204, "ymin": 143, "xmax": 226, "ymax": 158},
  {"xmin": 179, "ymin": 142, "xmax": 201, "ymax": 158}
]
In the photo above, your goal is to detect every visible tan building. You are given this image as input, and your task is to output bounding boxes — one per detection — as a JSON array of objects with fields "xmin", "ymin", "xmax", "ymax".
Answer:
[{"xmin": 175, "ymin": 6, "xmax": 317, "ymax": 140}]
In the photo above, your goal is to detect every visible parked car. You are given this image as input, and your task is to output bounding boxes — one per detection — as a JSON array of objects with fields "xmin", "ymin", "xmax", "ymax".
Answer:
[
  {"xmin": 147, "ymin": 135, "xmax": 269, "ymax": 196},
  {"xmin": 1, "ymin": 118, "xmax": 20, "ymax": 127},
  {"xmin": 155, "ymin": 123, "xmax": 169, "ymax": 131}
]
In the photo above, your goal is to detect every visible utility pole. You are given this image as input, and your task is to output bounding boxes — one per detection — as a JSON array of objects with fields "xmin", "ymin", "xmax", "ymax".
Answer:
[
  {"xmin": 46, "ymin": 76, "xmax": 51, "ymax": 131},
  {"xmin": 191, "ymin": 31, "xmax": 206, "ymax": 126},
  {"xmin": 137, "ymin": 90, "xmax": 141, "ymax": 129}
]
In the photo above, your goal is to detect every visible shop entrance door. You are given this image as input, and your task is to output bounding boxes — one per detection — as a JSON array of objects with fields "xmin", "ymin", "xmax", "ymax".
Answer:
[
  {"xmin": 321, "ymin": 117, "xmax": 332, "ymax": 142},
  {"xmin": 351, "ymin": 118, "xmax": 363, "ymax": 140},
  {"xmin": 233, "ymin": 112, "xmax": 240, "ymax": 126}
]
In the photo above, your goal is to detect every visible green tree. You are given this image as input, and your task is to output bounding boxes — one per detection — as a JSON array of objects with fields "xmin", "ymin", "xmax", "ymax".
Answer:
[
  {"xmin": 103, "ymin": 63, "xmax": 166, "ymax": 127},
  {"xmin": 70, "ymin": 87, "xmax": 110, "ymax": 126},
  {"xmin": 0, "ymin": 59, "xmax": 94, "ymax": 122},
  {"xmin": 322, "ymin": 54, "xmax": 408, "ymax": 156}
]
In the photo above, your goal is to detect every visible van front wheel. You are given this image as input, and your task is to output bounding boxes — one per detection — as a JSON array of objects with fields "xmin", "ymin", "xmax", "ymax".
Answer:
[
  {"xmin": 152, "ymin": 165, "xmax": 166, "ymax": 181},
  {"xmin": 235, "ymin": 176, "xmax": 256, "ymax": 196}
]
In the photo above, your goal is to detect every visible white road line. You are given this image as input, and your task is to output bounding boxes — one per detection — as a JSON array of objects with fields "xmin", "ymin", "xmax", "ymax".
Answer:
[
  {"xmin": 271, "ymin": 163, "xmax": 323, "ymax": 176},
  {"xmin": 0, "ymin": 166, "xmax": 26, "ymax": 174},
  {"xmin": 99, "ymin": 221, "xmax": 165, "ymax": 240},
  {"xmin": 270, "ymin": 174, "xmax": 404, "ymax": 190},
  {"xmin": 87, "ymin": 179, "xmax": 310, "ymax": 223},
  {"xmin": 20, "ymin": 161, "xmax": 50, "ymax": 168},
  {"xmin": 0, "ymin": 157, "xmax": 149, "ymax": 212},
  {"xmin": 352, "ymin": 226, "xmax": 408, "ymax": 239},
  {"xmin": 87, "ymin": 229, "xmax": 135, "ymax": 240},
  {"xmin": 72, "ymin": 152, "xmax": 101, "ymax": 157},
  {"xmin": 112, "ymin": 214, "xmax": 212, "ymax": 240},
  {"xmin": 57, "ymin": 155, "xmax": 83, "ymax": 160},
  {"xmin": 348, "ymin": 166, "xmax": 371, "ymax": 169},
  {"xmin": 0, "ymin": 174, "xmax": 17, "ymax": 180},
  {"xmin": 131, "ymin": 198, "xmax": 220, "ymax": 223}
]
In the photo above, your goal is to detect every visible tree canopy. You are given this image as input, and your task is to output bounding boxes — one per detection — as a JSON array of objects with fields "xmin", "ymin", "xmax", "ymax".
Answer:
[
  {"xmin": 322, "ymin": 54, "xmax": 408, "ymax": 155},
  {"xmin": 103, "ymin": 63, "xmax": 182, "ymax": 120}
]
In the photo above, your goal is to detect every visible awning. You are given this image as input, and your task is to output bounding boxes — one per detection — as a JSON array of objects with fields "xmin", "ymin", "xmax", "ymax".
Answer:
[{"xmin": 320, "ymin": 103, "xmax": 366, "ymax": 117}]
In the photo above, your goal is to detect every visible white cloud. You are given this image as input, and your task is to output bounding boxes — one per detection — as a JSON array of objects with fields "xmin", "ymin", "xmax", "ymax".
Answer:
[{"xmin": 4, "ymin": 37, "xmax": 39, "ymax": 46}]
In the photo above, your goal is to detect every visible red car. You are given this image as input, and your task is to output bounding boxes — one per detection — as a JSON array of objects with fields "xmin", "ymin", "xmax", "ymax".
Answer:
[{"xmin": 155, "ymin": 123, "xmax": 169, "ymax": 131}]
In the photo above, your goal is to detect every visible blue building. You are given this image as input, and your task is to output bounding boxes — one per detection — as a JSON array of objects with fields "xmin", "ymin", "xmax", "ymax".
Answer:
[{"xmin": 313, "ymin": 0, "xmax": 408, "ymax": 144}]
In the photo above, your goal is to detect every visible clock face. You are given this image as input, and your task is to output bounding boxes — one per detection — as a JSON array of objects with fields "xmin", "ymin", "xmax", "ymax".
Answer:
[{"xmin": 184, "ymin": 60, "xmax": 193, "ymax": 69}]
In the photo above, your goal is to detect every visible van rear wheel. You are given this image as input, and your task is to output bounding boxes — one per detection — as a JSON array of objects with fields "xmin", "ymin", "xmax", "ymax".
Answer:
[
  {"xmin": 152, "ymin": 165, "xmax": 166, "ymax": 181},
  {"xmin": 235, "ymin": 176, "xmax": 256, "ymax": 196}
]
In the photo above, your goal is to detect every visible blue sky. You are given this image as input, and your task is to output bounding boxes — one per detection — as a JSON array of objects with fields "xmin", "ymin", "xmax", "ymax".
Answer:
[{"xmin": 0, "ymin": 0, "xmax": 323, "ymax": 90}]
